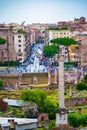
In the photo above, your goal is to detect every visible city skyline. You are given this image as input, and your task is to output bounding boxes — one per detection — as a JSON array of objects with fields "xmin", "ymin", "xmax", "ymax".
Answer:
[{"xmin": 0, "ymin": 0, "xmax": 87, "ymax": 24}]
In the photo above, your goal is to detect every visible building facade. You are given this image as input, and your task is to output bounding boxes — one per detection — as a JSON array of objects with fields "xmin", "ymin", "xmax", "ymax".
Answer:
[
  {"xmin": 13, "ymin": 31, "xmax": 31, "ymax": 62},
  {"xmin": 0, "ymin": 27, "xmax": 16, "ymax": 62},
  {"xmin": 45, "ymin": 29, "xmax": 72, "ymax": 45}
]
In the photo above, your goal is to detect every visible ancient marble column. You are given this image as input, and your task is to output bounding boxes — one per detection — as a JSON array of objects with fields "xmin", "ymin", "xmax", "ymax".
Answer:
[
  {"xmin": 54, "ymin": 67, "xmax": 58, "ymax": 84},
  {"xmin": 59, "ymin": 55, "xmax": 65, "ymax": 108},
  {"xmin": 48, "ymin": 68, "xmax": 51, "ymax": 85},
  {"xmin": 56, "ymin": 55, "xmax": 68, "ymax": 127}
]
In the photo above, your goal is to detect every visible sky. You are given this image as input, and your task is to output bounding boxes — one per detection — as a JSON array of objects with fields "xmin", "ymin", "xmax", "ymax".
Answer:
[{"xmin": 0, "ymin": 0, "xmax": 87, "ymax": 24}]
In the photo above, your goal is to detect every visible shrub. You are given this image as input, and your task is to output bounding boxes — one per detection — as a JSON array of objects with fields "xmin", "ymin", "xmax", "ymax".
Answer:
[
  {"xmin": 76, "ymin": 82, "xmax": 87, "ymax": 90},
  {"xmin": 0, "ymin": 80, "xmax": 4, "ymax": 90},
  {"xmin": 68, "ymin": 113, "xmax": 87, "ymax": 128},
  {"xmin": 0, "ymin": 61, "xmax": 19, "ymax": 66},
  {"xmin": 84, "ymin": 74, "xmax": 87, "ymax": 83},
  {"xmin": 68, "ymin": 113, "xmax": 81, "ymax": 128}
]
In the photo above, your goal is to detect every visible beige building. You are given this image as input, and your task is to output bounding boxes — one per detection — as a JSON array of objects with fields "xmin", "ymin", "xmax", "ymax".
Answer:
[
  {"xmin": 13, "ymin": 31, "xmax": 31, "ymax": 62},
  {"xmin": 44, "ymin": 28, "xmax": 72, "ymax": 62},
  {"xmin": 45, "ymin": 29, "xmax": 72, "ymax": 45}
]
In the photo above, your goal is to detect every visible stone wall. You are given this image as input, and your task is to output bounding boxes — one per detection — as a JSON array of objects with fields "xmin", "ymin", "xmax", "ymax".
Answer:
[
  {"xmin": 22, "ymin": 72, "xmax": 48, "ymax": 84},
  {"xmin": 38, "ymin": 113, "xmax": 49, "ymax": 122},
  {"xmin": 0, "ymin": 72, "xmax": 55, "ymax": 89},
  {"xmin": 0, "ymin": 74, "xmax": 22, "ymax": 89},
  {"xmin": 65, "ymin": 97, "xmax": 87, "ymax": 106}
]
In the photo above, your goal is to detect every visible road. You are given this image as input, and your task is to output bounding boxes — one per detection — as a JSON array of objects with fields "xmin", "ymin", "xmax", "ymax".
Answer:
[{"xmin": 0, "ymin": 43, "xmax": 50, "ymax": 74}]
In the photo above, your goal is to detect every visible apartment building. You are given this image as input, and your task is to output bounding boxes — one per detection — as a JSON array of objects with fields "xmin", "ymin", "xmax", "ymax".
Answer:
[
  {"xmin": 77, "ymin": 38, "xmax": 87, "ymax": 66},
  {"xmin": 0, "ymin": 26, "xmax": 16, "ymax": 62},
  {"xmin": 44, "ymin": 28, "xmax": 73, "ymax": 62},
  {"xmin": 45, "ymin": 28, "xmax": 72, "ymax": 46},
  {"xmin": 13, "ymin": 31, "xmax": 31, "ymax": 62}
]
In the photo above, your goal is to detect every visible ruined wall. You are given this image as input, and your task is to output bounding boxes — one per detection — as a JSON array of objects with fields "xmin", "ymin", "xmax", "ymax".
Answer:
[
  {"xmin": 65, "ymin": 97, "xmax": 87, "ymax": 106},
  {"xmin": 0, "ymin": 72, "xmax": 55, "ymax": 89}
]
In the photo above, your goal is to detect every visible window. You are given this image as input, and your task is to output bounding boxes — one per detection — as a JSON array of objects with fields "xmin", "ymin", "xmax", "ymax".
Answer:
[
  {"xmin": 18, "ymin": 49, "xmax": 21, "ymax": 52},
  {"xmin": 19, "ymin": 54, "xmax": 22, "ymax": 56},
  {"xmin": 18, "ymin": 35, "xmax": 21, "ymax": 38},
  {"xmin": 25, "ymin": 35, "xmax": 27, "ymax": 38},
  {"xmin": 18, "ymin": 45, "xmax": 21, "ymax": 47},
  {"xmin": 18, "ymin": 40, "xmax": 21, "ymax": 42}
]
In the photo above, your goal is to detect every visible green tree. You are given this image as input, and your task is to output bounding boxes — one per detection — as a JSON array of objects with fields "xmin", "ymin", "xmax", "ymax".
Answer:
[
  {"xmin": 44, "ymin": 98, "xmax": 57, "ymax": 119},
  {"xmin": 20, "ymin": 89, "xmax": 57, "ymax": 119},
  {"xmin": 76, "ymin": 82, "xmax": 87, "ymax": 90},
  {"xmin": 80, "ymin": 114, "xmax": 87, "ymax": 127},
  {"xmin": 68, "ymin": 113, "xmax": 87, "ymax": 128},
  {"xmin": 68, "ymin": 113, "xmax": 80, "ymax": 128},
  {"xmin": 84, "ymin": 74, "xmax": 87, "ymax": 83},
  {"xmin": 50, "ymin": 37, "xmax": 77, "ymax": 61},
  {"xmin": 43, "ymin": 44, "xmax": 58, "ymax": 58},
  {"xmin": 0, "ymin": 80, "xmax": 4, "ymax": 90},
  {"xmin": 0, "ymin": 37, "xmax": 6, "ymax": 62},
  {"xmin": 18, "ymin": 29, "xmax": 25, "ymax": 33},
  {"xmin": 20, "ymin": 89, "xmax": 47, "ymax": 112},
  {"xmin": 48, "ymin": 26, "xmax": 68, "ymax": 31}
]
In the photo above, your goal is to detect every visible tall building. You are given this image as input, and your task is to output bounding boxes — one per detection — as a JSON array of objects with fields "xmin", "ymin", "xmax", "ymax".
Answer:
[
  {"xmin": 0, "ymin": 27, "xmax": 16, "ymax": 62},
  {"xmin": 74, "ymin": 16, "xmax": 86, "ymax": 24},
  {"xmin": 13, "ymin": 30, "xmax": 31, "ymax": 62},
  {"xmin": 45, "ymin": 28, "xmax": 72, "ymax": 45},
  {"xmin": 79, "ymin": 38, "xmax": 87, "ymax": 66}
]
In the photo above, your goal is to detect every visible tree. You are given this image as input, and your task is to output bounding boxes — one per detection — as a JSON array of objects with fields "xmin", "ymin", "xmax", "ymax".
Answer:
[
  {"xmin": 44, "ymin": 98, "xmax": 57, "ymax": 119},
  {"xmin": 80, "ymin": 114, "xmax": 87, "ymax": 128},
  {"xmin": 84, "ymin": 74, "xmax": 87, "ymax": 83},
  {"xmin": 20, "ymin": 89, "xmax": 57, "ymax": 119},
  {"xmin": 20, "ymin": 89, "xmax": 47, "ymax": 112},
  {"xmin": 43, "ymin": 44, "xmax": 58, "ymax": 59},
  {"xmin": 48, "ymin": 26, "xmax": 68, "ymax": 31},
  {"xmin": 68, "ymin": 113, "xmax": 87, "ymax": 128},
  {"xmin": 0, "ymin": 80, "xmax": 4, "ymax": 90},
  {"xmin": 76, "ymin": 82, "xmax": 87, "ymax": 90},
  {"xmin": 68, "ymin": 113, "xmax": 81, "ymax": 128},
  {"xmin": 50, "ymin": 37, "xmax": 77, "ymax": 61},
  {"xmin": 18, "ymin": 29, "xmax": 26, "ymax": 33},
  {"xmin": 0, "ymin": 37, "xmax": 6, "ymax": 62}
]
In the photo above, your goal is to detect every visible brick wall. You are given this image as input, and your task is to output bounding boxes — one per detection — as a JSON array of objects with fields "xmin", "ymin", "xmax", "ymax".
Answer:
[
  {"xmin": 65, "ymin": 97, "xmax": 87, "ymax": 106},
  {"xmin": 0, "ymin": 98, "xmax": 8, "ymax": 111},
  {"xmin": 0, "ymin": 72, "xmax": 55, "ymax": 89}
]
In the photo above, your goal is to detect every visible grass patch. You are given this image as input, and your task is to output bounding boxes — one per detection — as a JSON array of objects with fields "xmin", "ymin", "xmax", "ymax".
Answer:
[{"xmin": 30, "ymin": 83, "xmax": 48, "ymax": 88}]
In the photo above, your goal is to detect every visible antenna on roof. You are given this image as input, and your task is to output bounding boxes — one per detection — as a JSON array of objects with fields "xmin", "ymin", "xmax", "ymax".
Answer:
[{"xmin": 21, "ymin": 21, "xmax": 25, "ymax": 25}]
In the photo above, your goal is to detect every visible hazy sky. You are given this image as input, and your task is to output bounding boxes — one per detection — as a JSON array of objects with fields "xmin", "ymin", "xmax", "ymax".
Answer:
[{"xmin": 0, "ymin": 0, "xmax": 87, "ymax": 24}]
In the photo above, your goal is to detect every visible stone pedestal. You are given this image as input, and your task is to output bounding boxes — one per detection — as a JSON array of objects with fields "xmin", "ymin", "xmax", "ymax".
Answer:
[{"xmin": 56, "ymin": 108, "xmax": 68, "ymax": 127}]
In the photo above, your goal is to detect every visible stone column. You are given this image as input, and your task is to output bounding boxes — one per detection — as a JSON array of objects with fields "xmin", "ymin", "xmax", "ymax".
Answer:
[
  {"xmin": 54, "ymin": 67, "xmax": 58, "ymax": 84},
  {"xmin": 75, "ymin": 68, "xmax": 78, "ymax": 84},
  {"xmin": 48, "ymin": 68, "xmax": 51, "ymax": 85},
  {"xmin": 56, "ymin": 55, "xmax": 68, "ymax": 127},
  {"xmin": 59, "ymin": 55, "xmax": 64, "ymax": 108}
]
